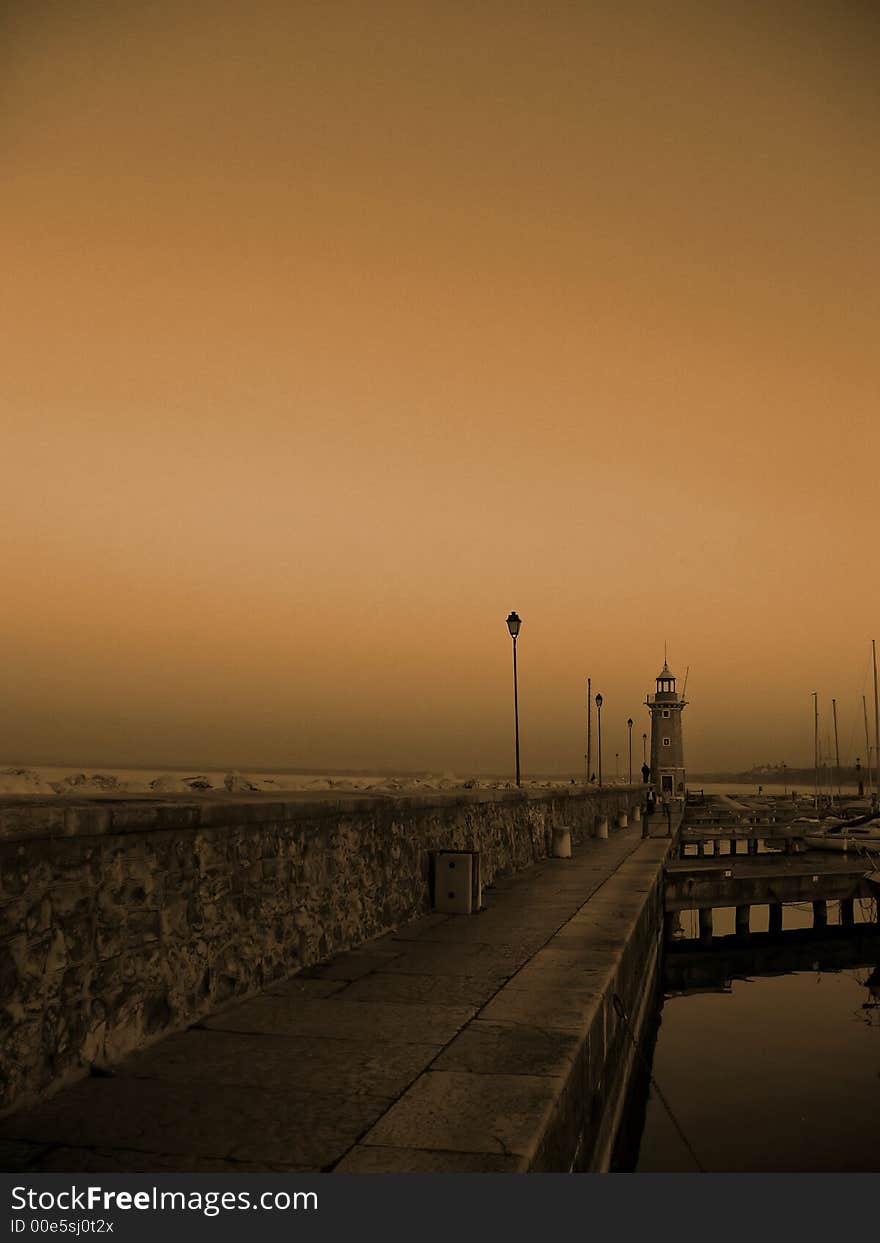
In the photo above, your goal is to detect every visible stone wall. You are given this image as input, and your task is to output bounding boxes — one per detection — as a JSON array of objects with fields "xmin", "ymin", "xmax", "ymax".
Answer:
[{"xmin": 0, "ymin": 785, "xmax": 641, "ymax": 1116}]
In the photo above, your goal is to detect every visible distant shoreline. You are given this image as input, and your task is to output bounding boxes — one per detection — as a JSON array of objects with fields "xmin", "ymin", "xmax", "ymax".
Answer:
[{"xmin": 690, "ymin": 768, "xmax": 870, "ymax": 785}]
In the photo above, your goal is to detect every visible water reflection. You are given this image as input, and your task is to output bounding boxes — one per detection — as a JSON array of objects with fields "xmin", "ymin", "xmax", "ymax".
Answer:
[{"xmin": 614, "ymin": 900, "xmax": 880, "ymax": 1172}]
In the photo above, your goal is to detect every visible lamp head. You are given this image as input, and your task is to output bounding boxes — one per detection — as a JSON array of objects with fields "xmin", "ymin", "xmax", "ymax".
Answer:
[
  {"xmin": 505, "ymin": 611, "xmax": 522, "ymax": 638},
  {"xmin": 595, "ymin": 693, "xmax": 603, "ymax": 708}
]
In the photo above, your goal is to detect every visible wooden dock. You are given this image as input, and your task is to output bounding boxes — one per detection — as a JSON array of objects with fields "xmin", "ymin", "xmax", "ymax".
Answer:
[
  {"xmin": 665, "ymin": 852, "xmax": 872, "ymax": 911},
  {"xmin": 666, "ymin": 797, "xmax": 878, "ymax": 941}
]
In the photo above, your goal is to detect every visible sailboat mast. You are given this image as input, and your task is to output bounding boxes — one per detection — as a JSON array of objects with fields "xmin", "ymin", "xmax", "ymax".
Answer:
[
  {"xmin": 832, "ymin": 698, "xmax": 840, "ymax": 802},
  {"xmin": 864, "ymin": 694, "xmax": 873, "ymax": 800},
  {"xmin": 873, "ymin": 639, "xmax": 879, "ymax": 803},
  {"xmin": 813, "ymin": 691, "xmax": 819, "ymax": 807}
]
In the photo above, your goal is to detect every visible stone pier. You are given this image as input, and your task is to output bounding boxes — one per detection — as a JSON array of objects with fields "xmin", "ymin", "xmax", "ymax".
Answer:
[
  {"xmin": 0, "ymin": 785, "xmax": 674, "ymax": 1172},
  {"xmin": 0, "ymin": 784, "xmax": 645, "ymax": 1119}
]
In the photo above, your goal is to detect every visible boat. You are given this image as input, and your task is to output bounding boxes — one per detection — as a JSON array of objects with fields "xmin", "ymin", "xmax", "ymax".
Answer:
[
  {"xmin": 836, "ymin": 809, "xmax": 879, "ymax": 828},
  {"xmin": 803, "ymin": 820, "xmax": 880, "ymax": 853}
]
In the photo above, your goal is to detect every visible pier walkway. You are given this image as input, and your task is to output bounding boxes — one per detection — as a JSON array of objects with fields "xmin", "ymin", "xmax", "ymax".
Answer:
[{"xmin": 0, "ymin": 811, "xmax": 675, "ymax": 1173}]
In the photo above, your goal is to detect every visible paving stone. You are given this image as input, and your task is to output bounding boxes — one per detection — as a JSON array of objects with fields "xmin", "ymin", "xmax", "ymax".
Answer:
[
  {"xmin": 557, "ymin": 902, "xmax": 638, "ymax": 929},
  {"xmin": 0, "ymin": 1138, "xmax": 51, "ymax": 1171},
  {"xmin": 334, "ymin": 1144, "xmax": 521, "ymax": 1173},
  {"xmin": 298, "ymin": 951, "xmax": 405, "ymax": 981},
  {"xmin": 386, "ymin": 913, "xmax": 451, "ymax": 941},
  {"xmin": 361, "ymin": 1070, "xmax": 565, "ymax": 1157},
  {"xmin": 548, "ymin": 935, "xmax": 630, "ymax": 956},
  {"xmin": 339, "ymin": 972, "xmax": 491, "ymax": 1008},
  {"xmin": 377, "ymin": 941, "xmax": 527, "ymax": 982},
  {"xmin": 413, "ymin": 919, "xmax": 555, "ymax": 950},
  {"xmin": 263, "ymin": 977, "xmax": 348, "ymax": 998},
  {"xmin": 203, "ymin": 996, "xmax": 474, "ymax": 1045},
  {"xmin": 117, "ymin": 1028, "xmax": 440, "ymax": 1098},
  {"xmin": 31, "ymin": 1146, "xmax": 314, "ymax": 1173},
  {"xmin": 509, "ymin": 906, "xmax": 595, "ymax": 928},
  {"xmin": 478, "ymin": 984, "xmax": 600, "ymax": 1032},
  {"xmin": 512, "ymin": 944, "xmax": 619, "ymax": 975},
  {"xmin": 433, "ymin": 1020, "xmax": 582, "ymax": 1077},
  {"xmin": 503, "ymin": 959, "xmax": 610, "ymax": 993},
  {"xmin": 546, "ymin": 923, "xmax": 633, "ymax": 949},
  {"xmin": 0, "ymin": 1077, "xmax": 383, "ymax": 1169}
]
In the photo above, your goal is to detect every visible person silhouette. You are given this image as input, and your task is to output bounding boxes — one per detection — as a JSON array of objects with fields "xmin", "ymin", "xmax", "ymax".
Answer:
[{"xmin": 641, "ymin": 762, "xmax": 650, "ymax": 784}]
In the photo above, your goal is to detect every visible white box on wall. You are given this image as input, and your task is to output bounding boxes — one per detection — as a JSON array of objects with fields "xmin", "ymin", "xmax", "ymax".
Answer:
[{"xmin": 433, "ymin": 851, "xmax": 481, "ymax": 914}]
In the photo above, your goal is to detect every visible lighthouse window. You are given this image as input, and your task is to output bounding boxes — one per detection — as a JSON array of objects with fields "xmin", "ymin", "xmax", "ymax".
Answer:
[
  {"xmin": 662, "ymin": 737, "xmax": 671, "ymax": 746},
  {"xmin": 662, "ymin": 710, "xmax": 670, "ymax": 718}
]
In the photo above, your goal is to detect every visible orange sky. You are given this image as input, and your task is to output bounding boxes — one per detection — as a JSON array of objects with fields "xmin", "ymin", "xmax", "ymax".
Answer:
[{"xmin": 3, "ymin": 1, "xmax": 879, "ymax": 774}]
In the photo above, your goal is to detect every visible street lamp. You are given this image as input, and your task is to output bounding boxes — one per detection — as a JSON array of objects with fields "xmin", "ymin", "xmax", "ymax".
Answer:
[
  {"xmin": 585, "ymin": 676, "xmax": 592, "ymax": 783},
  {"xmin": 642, "ymin": 732, "xmax": 647, "ymax": 765},
  {"xmin": 506, "ymin": 612, "xmax": 522, "ymax": 786},
  {"xmin": 627, "ymin": 718, "xmax": 633, "ymax": 784},
  {"xmin": 595, "ymin": 693, "xmax": 603, "ymax": 785}
]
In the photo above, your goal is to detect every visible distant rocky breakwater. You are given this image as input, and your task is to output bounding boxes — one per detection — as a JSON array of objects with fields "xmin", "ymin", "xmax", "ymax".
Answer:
[
  {"xmin": 0, "ymin": 768, "xmax": 257, "ymax": 797},
  {"xmin": 0, "ymin": 783, "xmax": 643, "ymax": 1115},
  {"xmin": 0, "ymin": 766, "xmax": 582, "ymax": 797}
]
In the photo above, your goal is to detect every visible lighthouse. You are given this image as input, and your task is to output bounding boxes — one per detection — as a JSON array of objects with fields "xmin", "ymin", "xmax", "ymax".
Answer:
[{"xmin": 646, "ymin": 660, "xmax": 687, "ymax": 799}]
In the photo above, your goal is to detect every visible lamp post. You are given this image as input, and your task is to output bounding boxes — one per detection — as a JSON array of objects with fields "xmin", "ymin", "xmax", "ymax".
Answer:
[
  {"xmin": 642, "ymin": 732, "xmax": 647, "ymax": 765},
  {"xmin": 585, "ymin": 676, "xmax": 592, "ymax": 783},
  {"xmin": 595, "ymin": 693, "xmax": 603, "ymax": 785},
  {"xmin": 506, "ymin": 612, "xmax": 522, "ymax": 786},
  {"xmin": 627, "ymin": 718, "xmax": 633, "ymax": 784}
]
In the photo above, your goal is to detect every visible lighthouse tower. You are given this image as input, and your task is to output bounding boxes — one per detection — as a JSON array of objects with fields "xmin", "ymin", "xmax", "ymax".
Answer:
[{"xmin": 646, "ymin": 660, "xmax": 687, "ymax": 798}]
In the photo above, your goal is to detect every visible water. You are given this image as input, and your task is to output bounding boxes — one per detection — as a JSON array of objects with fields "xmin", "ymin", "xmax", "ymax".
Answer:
[
  {"xmin": 618, "ymin": 901, "xmax": 880, "ymax": 1172},
  {"xmin": 693, "ymin": 781, "xmax": 865, "ymax": 798}
]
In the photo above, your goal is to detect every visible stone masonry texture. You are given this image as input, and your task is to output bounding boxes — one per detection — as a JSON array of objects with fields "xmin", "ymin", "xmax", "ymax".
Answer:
[{"xmin": 0, "ymin": 785, "xmax": 640, "ymax": 1115}]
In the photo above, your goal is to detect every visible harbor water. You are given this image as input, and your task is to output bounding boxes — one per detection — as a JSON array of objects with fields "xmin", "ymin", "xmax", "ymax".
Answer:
[{"xmin": 615, "ymin": 899, "xmax": 880, "ymax": 1172}]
